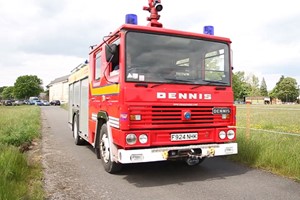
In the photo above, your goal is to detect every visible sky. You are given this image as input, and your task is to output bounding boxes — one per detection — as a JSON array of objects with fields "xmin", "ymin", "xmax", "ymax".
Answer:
[{"xmin": 1, "ymin": 0, "xmax": 300, "ymax": 90}]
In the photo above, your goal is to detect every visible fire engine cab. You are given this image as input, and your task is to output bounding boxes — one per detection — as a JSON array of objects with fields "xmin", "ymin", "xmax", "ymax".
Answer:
[{"xmin": 68, "ymin": 0, "xmax": 238, "ymax": 173}]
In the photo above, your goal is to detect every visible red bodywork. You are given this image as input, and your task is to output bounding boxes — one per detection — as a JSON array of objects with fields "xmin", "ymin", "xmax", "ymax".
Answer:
[
  {"xmin": 86, "ymin": 23, "xmax": 236, "ymax": 150},
  {"xmin": 66, "ymin": 1, "xmax": 238, "ymax": 167}
]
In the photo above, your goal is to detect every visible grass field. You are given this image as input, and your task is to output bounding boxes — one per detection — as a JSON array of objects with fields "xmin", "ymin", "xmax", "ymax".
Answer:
[
  {"xmin": 0, "ymin": 106, "xmax": 44, "ymax": 200},
  {"xmin": 231, "ymin": 104, "xmax": 300, "ymax": 182}
]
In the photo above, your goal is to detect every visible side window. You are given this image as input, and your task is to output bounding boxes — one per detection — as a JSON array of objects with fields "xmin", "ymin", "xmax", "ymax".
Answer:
[
  {"xmin": 109, "ymin": 39, "xmax": 120, "ymax": 77},
  {"xmin": 204, "ymin": 49, "xmax": 225, "ymax": 81},
  {"xmin": 174, "ymin": 57, "xmax": 191, "ymax": 78},
  {"xmin": 95, "ymin": 52, "xmax": 101, "ymax": 80}
]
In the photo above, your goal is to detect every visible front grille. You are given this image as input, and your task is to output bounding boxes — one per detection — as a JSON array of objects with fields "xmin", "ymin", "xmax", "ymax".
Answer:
[{"xmin": 129, "ymin": 105, "xmax": 230, "ymax": 129}]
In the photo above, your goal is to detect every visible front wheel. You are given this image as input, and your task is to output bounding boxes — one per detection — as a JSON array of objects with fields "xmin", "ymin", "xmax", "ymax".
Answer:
[{"xmin": 99, "ymin": 124, "xmax": 122, "ymax": 173}]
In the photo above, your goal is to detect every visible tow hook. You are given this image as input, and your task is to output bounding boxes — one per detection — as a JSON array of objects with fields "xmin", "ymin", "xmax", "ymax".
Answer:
[
  {"xmin": 185, "ymin": 149, "xmax": 201, "ymax": 165},
  {"xmin": 187, "ymin": 149, "xmax": 203, "ymax": 159}
]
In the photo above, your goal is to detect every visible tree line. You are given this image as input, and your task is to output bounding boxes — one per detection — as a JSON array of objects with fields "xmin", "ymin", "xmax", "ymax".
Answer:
[
  {"xmin": 0, "ymin": 75, "xmax": 43, "ymax": 100},
  {"xmin": 1, "ymin": 73, "xmax": 299, "ymax": 103},
  {"xmin": 233, "ymin": 71, "xmax": 299, "ymax": 103}
]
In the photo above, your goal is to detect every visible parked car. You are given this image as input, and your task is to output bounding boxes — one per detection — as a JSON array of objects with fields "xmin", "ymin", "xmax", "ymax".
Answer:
[
  {"xmin": 41, "ymin": 100, "xmax": 50, "ymax": 106},
  {"xmin": 14, "ymin": 100, "xmax": 24, "ymax": 105},
  {"xmin": 29, "ymin": 97, "xmax": 39, "ymax": 105},
  {"xmin": 50, "ymin": 100, "xmax": 61, "ymax": 106},
  {"xmin": 35, "ymin": 100, "xmax": 43, "ymax": 106},
  {"xmin": 4, "ymin": 100, "xmax": 13, "ymax": 106}
]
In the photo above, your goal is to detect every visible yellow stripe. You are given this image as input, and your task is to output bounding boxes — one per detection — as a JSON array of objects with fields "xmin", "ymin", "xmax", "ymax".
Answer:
[
  {"xmin": 69, "ymin": 64, "xmax": 89, "ymax": 84},
  {"xmin": 91, "ymin": 84, "xmax": 120, "ymax": 96}
]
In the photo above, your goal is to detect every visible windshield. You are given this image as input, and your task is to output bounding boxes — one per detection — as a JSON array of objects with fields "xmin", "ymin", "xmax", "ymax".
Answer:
[{"xmin": 125, "ymin": 31, "xmax": 231, "ymax": 86}]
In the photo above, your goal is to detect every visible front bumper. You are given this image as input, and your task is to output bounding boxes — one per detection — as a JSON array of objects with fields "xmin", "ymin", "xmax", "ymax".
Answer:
[{"xmin": 118, "ymin": 143, "xmax": 238, "ymax": 164}]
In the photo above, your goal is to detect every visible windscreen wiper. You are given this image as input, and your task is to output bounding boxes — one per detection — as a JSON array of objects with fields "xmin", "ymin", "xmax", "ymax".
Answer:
[
  {"xmin": 191, "ymin": 80, "xmax": 227, "ymax": 90},
  {"xmin": 151, "ymin": 83, "xmax": 164, "ymax": 88},
  {"xmin": 163, "ymin": 78, "xmax": 194, "ymax": 83},
  {"xmin": 202, "ymin": 80, "xmax": 227, "ymax": 85}
]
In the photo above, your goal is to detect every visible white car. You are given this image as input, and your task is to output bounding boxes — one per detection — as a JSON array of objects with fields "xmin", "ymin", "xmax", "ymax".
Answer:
[{"xmin": 41, "ymin": 100, "xmax": 50, "ymax": 106}]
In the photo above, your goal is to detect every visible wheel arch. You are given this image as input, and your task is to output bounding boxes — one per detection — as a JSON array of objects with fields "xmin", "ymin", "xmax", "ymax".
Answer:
[
  {"xmin": 94, "ymin": 111, "xmax": 109, "ymax": 150},
  {"xmin": 71, "ymin": 109, "xmax": 80, "ymax": 131}
]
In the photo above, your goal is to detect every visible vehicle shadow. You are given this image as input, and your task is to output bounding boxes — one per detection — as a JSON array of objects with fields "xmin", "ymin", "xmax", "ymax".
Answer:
[
  {"xmin": 117, "ymin": 157, "xmax": 250, "ymax": 188},
  {"xmin": 83, "ymin": 144, "xmax": 251, "ymax": 188}
]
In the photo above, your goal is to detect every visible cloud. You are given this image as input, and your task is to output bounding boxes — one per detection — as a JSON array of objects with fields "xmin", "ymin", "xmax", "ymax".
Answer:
[
  {"xmin": 0, "ymin": 52, "xmax": 83, "ymax": 87},
  {"xmin": 1, "ymin": 0, "xmax": 300, "ymax": 90}
]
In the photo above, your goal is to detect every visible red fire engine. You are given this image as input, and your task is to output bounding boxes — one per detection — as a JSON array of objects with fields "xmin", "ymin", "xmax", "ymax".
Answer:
[{"xmin": 68, "ymin": 0, "xmax": 238, "ymax": 173}]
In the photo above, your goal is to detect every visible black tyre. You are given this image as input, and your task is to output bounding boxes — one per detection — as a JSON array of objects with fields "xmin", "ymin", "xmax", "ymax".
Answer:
[
  {"xmin": 99, "ymin": 124, "xmax": 122, "ymax": 173},
  {"xmin": 73, "ymin": 115, "xmax": 85, "ymax": 145},
  {"xmin": 185, "ymin": 157, "xmax": 206, "ymax": 166}
]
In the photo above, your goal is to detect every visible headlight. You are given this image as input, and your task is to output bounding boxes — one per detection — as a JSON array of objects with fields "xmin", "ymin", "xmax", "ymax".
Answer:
[
  {"xmin": 139, "ymin": 134, "xmax": 148, "ymax": 144},
  {"xmin": 227, "ymin": 130, "xmax": 235, "ymax": 140},
  {"xmin": 126, "ymin": 134, "xmax": 137, "ymax": 145},
  {"xmin": 219, "ymin": 131, "xmax": 226, "ymax": 140}
]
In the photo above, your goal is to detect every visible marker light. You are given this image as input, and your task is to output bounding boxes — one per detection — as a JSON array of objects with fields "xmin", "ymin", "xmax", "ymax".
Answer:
[
  {"xmin": 125, "ymin": 14, "xmax": 138, "ymax": 25},
  {"xmin": 204, "ymin": 26, "xmax": 214, "ymax": 35},
  {"xmin": 130, "ymin": 114, "xmax": 141, "ymax": 121}
]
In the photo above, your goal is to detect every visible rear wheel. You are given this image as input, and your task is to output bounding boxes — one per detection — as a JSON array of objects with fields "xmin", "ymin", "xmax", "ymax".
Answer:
[
  {"xmin": 73, "ymin": 115, "xmax": 85, "ymax": 145},
  {"xmin": 99, "ymin": 124, "xmax": 122, "ymax": 173}
]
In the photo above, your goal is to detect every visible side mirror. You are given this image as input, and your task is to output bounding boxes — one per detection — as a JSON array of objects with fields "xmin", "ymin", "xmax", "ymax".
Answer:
[{"xmin": 105, "ymin": 44, "xmax": 119, "ymax": 65}]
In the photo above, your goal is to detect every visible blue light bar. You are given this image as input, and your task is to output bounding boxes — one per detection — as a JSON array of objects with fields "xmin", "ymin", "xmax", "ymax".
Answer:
[
  {"xmin": 125, "ymin": 14, "xmax": 138, "ymax": 25},
  {"xmin": 204, "ymin": 26, "xmax": 214, "ymax": 35}
]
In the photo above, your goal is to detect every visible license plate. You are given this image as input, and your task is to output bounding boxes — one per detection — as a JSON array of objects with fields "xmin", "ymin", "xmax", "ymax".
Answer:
[{"xmin": 171, "ymin": 132, "xmax": 198, "ymax": 141}]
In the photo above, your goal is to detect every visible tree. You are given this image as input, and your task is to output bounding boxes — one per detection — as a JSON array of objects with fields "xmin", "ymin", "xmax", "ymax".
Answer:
[
  {"xmin": 14, "ymin": 75, "xmax": 43, "ymax": 99},
  {"xmin": 232, "ymin": 71, "xmax": 251, "ymax": 101},
  {"xmin": 273, "ymin": 76, "xmax": 298, "ymax": 102},
  {"xmin": 2, "ymin": 86, "xmax": 15, "ymax": 99},
  {"xmin": 260, "ymin": 77, "xmax": 268, "ymax": 96},
  {"xmin": 246, "ymin": 74, "xmax": 260, "ymax": 96},
  {"xmin": 0, "ymin": 86, "xmax": 7, "ymax": 100},
  {"xmin": 270, "ymin": 75, "xmax": 284, "ymax": 100}
]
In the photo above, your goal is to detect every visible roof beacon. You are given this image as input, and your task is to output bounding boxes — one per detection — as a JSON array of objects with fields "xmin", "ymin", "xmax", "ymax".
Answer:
[
  {"xmin": 125, "ymin": 14, "xmax": 138, "ymax": 25},
  {"xmin": 204, "ymin": 26, "xmax": 214, "ymax": 35}
]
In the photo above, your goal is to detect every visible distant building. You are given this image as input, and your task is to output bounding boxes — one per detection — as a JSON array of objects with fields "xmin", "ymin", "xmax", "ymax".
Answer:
[
  {"xmin": 245, "ymin": 96, "xmax": 270, "ymax": 104},
  {"xmin": 245, "ymin": 96, "xmax": 281, "ymax": 104},
  {"xmin": 47, "ymin": 75, "xmax": 69, "ymax": 103}
]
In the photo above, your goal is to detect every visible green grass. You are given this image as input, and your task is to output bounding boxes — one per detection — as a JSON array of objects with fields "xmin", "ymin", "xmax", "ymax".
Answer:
[
  {"xmin": 237, "ymin": 104, "xmax": 300, "ymax": 134},
  {"xmin": 0, "ymin": 106, "xmax": 41, "ymax": 146},
  {"xmin": 60, "ymin": 103, "xmax": 68, "ymax": 110},
  {"xmin": 0, "ymin": 106, "xmax": 44, "ymax": 200},
  {"xmin": 230, "ymin": 104, "xmax": 300, "ymax": 182}
]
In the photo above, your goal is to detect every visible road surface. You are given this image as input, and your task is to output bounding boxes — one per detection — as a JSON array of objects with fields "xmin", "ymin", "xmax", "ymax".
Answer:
[{"xmin": 41, "ymin": 106, "xmax": 300, "ymax": 200}]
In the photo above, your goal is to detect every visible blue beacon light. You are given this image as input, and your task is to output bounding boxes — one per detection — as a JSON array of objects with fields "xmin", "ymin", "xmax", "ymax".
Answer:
[
  {"xmin": 203, "ymin": 26, "xmax": 214, "ymax": 35},
  {"xmin": 125, "ymin": 14, "xmax": 138, "ymax": 25}
]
